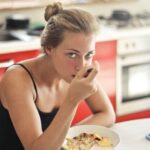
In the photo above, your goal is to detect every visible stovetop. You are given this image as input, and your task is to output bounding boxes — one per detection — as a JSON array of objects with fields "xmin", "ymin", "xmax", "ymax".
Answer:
[{"xmin": 97, "ymin": 10, "xmax": 150, "ymax": 30}]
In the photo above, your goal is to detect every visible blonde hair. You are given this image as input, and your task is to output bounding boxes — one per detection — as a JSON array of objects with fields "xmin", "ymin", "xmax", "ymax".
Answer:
[{"xmin": 41, "ymin": 2, "xmax": 99, "ymax": 49}]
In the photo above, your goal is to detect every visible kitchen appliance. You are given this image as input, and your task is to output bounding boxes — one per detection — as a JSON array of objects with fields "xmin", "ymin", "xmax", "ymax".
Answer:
[
  {"xmin": 0, "ymin": 14, "xmax": 32, "ymax": 42},
  {"xmin": 27, "ymin": 25, "xmax": 44, "ymax": 36},
  {"xmin": 116, "ymin": 35, "xmax": 150, "ymax": 115},
  {"xmin": 98, "ymin": 10, "xmax": 150, "ymax": 29},
  {"xmin": 110, "ymin": 10, "xmax": 131, "ymax": 21},
  {"xmin": 5, "ymin": 14, "xmax": 30, "ymax": 30},
  {"xmin": 0, "ymin": 30, "xmax": 21, "ymax": 41}
]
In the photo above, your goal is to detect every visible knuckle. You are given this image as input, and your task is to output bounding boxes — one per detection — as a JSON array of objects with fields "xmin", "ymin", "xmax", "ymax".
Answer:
[
  {"xmin": 93, "ymin": 69, "xmax": 98, "ymax": 74},
  {"xmin": 92, "ymin": 86, "xmax": 97, "ymax": 93}
]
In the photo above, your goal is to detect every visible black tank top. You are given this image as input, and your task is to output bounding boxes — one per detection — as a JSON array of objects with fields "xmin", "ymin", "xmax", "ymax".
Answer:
[{"xmin": 0, "ymin": 64, "xmax": 59, "ymax": 150}]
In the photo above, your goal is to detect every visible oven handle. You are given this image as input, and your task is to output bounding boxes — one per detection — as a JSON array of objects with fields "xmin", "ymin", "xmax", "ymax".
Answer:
[
  {"xmin": 119, "ymin": 53, "xmax": 150, "ymax": 66},
  {"xmin": 0, "ymin": 59, "xmax": 15, "ymax": 68}
]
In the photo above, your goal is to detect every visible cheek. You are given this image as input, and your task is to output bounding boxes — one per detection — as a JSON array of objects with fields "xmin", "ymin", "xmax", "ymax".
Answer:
[
  {"xmin": 59, "ymin": 58, "xmax": 75, "ymax": 71},
  {"xmin": 65, "ymin": 59, "xmax": 76, "ymax": 70}
]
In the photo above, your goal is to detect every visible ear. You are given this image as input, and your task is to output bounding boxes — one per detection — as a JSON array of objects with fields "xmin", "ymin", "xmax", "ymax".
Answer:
[{"xmin": 45, "ymin": 46, "xmax": 53, "ymax": 55}]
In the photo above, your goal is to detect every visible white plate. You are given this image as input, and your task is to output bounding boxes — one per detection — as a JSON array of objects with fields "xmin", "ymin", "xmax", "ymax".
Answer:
[{"xmin": 63, "ymin": 125, "xmax": 120, "ymax": 150}]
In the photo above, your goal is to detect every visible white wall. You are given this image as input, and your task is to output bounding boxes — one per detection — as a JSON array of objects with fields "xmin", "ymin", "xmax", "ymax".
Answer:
[{"xmin": 0, "ymin": 0, "xmax": 150, "ymax": 26}]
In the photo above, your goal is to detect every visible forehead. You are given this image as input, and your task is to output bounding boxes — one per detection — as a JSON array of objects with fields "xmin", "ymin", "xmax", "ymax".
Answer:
[{"xmin": 58, "ymin": 32, "xmax": 96, "ymax": 53}]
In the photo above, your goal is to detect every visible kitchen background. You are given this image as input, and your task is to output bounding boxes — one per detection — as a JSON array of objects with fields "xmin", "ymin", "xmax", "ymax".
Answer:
[
  {"xmin": 0, "ymin": 0, "xmax": 150, "ymax": 25},
  {"xmin": 0, "ymin": 0, "xmax": 150, "ymax": 124}
]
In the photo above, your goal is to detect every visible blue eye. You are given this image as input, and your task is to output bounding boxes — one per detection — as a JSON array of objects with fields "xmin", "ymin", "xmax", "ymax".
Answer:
[
  {"xmin": 85, "ymin": 52, "xmax": 95, "ymax": 59},
  {"xmin": 67, "ymin": 53, "xmax": 77, "ymax": 59}
]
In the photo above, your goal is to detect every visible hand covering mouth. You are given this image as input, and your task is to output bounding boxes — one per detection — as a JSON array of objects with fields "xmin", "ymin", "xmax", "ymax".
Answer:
[{"xmin": 71, "ymin": 68, "xmax": 93, "ymax": 78}]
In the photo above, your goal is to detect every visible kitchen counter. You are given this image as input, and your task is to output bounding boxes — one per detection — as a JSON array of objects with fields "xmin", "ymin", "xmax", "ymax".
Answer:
[
  {"xmin": 97, "ymin": 26, "xmax": 150, "ymax": 41},
  {"xmin": 1, "ymin": 26, "xmax": 150, "ymax": 54},
  {"xmin": 110, "ymin": 118, "xmax": 150, "ymax": 150},
  {"xmin": 0, "ymin": 36, "xmax": 41, "ymax": 54}
]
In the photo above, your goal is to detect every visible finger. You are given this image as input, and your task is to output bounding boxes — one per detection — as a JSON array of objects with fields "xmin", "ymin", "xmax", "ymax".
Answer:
[
  {"xmin": 86, "ymin": 67, "xmax": 98, "ymax": 81},
  {"xmin": 86, "ymin": 61, "xmax": 99, "ymax": 81},
  {"xmin": 83, "ymin": 68, "xmax": 93, "ymax": 78},
  {"xmin": 75, "ymin": 66, "xmax": 89, "ymax": 79},
  {"xmin": 93, "ymin": 60, "xmax": 100, "ymax": 72}
]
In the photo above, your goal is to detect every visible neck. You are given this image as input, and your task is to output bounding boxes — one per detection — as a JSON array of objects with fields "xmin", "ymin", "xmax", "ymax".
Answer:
[{"xmin": 35, "ymin": 54, "xmax": 61, "ymax": 87}]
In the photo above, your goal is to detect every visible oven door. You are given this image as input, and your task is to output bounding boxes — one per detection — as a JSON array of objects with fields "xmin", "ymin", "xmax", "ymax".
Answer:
[{"xmin": 116, "ymin": 52, "xmax": 150, "ymax": 115}]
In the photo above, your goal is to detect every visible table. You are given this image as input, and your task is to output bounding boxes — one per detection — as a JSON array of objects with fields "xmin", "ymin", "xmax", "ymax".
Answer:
[{"xmin": 110, "ymin": 118, "xmax": 150, "ymax": 150}]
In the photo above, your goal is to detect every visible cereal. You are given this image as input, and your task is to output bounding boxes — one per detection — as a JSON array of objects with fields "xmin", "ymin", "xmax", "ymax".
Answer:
[{"xmin": 63, "ymin": 132, "xmax": 112, "ymax": 150}]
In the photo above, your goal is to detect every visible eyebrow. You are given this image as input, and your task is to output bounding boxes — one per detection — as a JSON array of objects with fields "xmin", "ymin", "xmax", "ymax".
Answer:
[
  {"xmin": 66, "ymin": 49, "xmax": 80, "ymax": 54},
  {"xmin": 67, "ymin": 49, "xmax": 95, "ymax": 54}
]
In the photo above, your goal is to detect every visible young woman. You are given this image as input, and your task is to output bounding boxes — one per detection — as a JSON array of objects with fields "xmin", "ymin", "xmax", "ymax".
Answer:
[{"xmin": 0, "ymin": 2, "xmax": 116, "ymax": 150}]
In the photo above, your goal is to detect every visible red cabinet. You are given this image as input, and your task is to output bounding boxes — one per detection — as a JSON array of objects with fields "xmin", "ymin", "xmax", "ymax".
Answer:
[
  {"xmin": 116, "ymin": 110, "xmax": 150, "ymax": 122},
  {"xmin": 94, "ymin": 40, "xmax": 117, "ymax": 110},
  {"xmin": 72, "ymin": 40, "xmax": 117, "ymax": 125},
  {"xmin": 0, "ymin": 50, "xmax": 40, "ymax": 80}
]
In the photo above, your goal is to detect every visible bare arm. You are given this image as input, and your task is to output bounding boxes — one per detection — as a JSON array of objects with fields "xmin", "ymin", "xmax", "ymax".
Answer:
[
  {"xmin": 31, "ymin": 96, "xmax": 77, "ymax": 150},
  {"xmin": 77, "ymin": 83, "xmax": 116, "ymax": 127},
  {"xmin": 0, "ymin": 64, "xmax": 98, "ymax": 150},
  {"xmin": 76, "ymin": 62, "xmax": 116, "ymax": 127}
]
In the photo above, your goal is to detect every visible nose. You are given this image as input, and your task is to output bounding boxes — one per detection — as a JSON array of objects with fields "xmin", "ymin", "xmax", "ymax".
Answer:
[{"xmin": 75, "ymin": 57, "xmax": 88, "ymax": 71}]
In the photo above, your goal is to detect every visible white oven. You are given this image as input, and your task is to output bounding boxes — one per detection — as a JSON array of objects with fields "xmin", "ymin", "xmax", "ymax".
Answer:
[{"xmin": 116, "ymin": 35, "xmax": 150, "ymax": 116}]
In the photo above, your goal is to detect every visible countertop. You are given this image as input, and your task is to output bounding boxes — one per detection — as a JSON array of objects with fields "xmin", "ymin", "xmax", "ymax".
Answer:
[
  {"xmin": 1, "ymin": 26, "xmax": 150, "ymax": 54},
  {"xmin": 0, "ymin": 36, "xmax": 41, "ymax": 54},
  {"xmin": 97, "ymin": 26, "xmax": 150, "ymax": 41},
  {"xmin": 110, "ymin": 118, "xmax": 150, "ymax": 150}
]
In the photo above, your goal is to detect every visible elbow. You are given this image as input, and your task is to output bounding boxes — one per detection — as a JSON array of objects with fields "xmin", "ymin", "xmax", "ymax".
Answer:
[
  {"xmin": 107, "ymin": 110, "xmax": 116, "ymax": 127},
  {"xmin": 109, "ymin": 113, "xmax": 116, "ymax": 126}
]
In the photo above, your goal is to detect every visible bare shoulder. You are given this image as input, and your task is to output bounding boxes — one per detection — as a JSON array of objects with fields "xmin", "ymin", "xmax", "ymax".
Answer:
[
  {"xmin": 0, "ymin": 65, "xmax": 43, "ymax": 149},
  {"xmin": 0, "ymin": 65, "xmax": 35, "ymax": 108},
  {"xmin": 1, "ymin": 65, "xmax": 26, "ymax": 82}
]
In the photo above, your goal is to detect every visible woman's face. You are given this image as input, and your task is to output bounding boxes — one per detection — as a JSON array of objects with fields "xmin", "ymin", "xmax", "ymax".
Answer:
[{"xmin": 50, "ymin": 32, "xmax": 96, "ymax": 83}]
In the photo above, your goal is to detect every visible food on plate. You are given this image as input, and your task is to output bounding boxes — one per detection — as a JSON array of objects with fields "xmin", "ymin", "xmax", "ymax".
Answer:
[{"xmin": 63, "ymin": 132, "xmax": 112, "ymax": 150}]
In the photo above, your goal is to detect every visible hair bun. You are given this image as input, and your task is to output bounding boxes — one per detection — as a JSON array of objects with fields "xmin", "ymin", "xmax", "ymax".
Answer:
[{"xmin": 44, "ymin": 2, "xmax": 63, "ymax": 22}]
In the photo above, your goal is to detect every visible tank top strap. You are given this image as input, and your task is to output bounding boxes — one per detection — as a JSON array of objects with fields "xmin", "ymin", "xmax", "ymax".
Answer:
[{"xmin": 14, "ymin": 63, "xmax": 38, "ymax": 101}]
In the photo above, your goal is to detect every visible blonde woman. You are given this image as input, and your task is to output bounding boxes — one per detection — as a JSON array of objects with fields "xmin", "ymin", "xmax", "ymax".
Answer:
[{"xmin": 0, "ymin": 2, "xmax": 115, "ymax": 150}]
